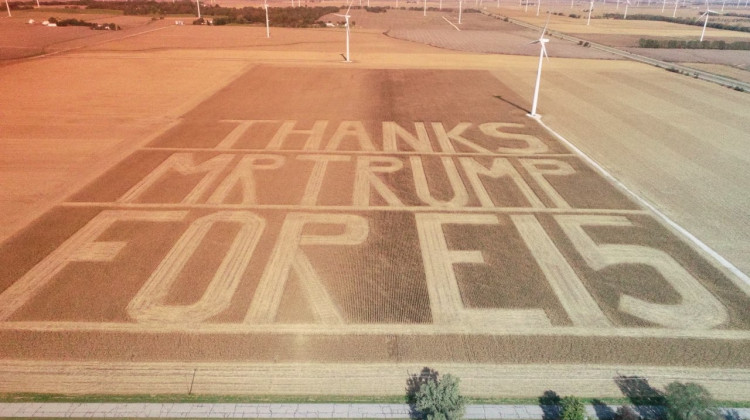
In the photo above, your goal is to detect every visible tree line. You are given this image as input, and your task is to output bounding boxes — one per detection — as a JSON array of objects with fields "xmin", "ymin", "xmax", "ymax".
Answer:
[
  {"xmin": 639, "ymin": 38, "xmax": 750, "ymax": 49},
  {"xmin": 602, "ymin": 13, "xmax": 750, "ymax": 33}
]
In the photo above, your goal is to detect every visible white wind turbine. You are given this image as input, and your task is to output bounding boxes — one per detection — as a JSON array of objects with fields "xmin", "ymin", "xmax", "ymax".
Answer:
[
  {"xmin": 196, "ymin": 0, "xmax": 201, "ymax": 18},
  {"xmin": 529, "ymin": 13, "xmax": 551, "ymax": 118},
  {"xmin": 623, "ymin": 0, "xmax": 630, "ymax": 18},
  {"xmin": 264, "ymin": 0, "xmax": 270, "ymax": 38},
  {"xmin": 424, "ymin": 0, "xmax": 427, "ymax": 16},
  {"xmin": 662, "ymin": 0, "xmax": 666, "ymax": 12},
  {"xmin": 335, "ymin": 0, "xmax": 354, "ymax": 62},
  {"xmin": 536, "ymin": 0, "xmax": 541, "ymax": 15},
  {"xmin": 673, "ymin": 0, "xmax": 678, "ymax": 17},
  {"xmin": 699, "ymin": 0, "xmax": 718, "ymax": 41},
  {"xmin": 5, "ymin": 0, "xmax": 10, "ymax": 17},
  {"xmin": 587, "ymin": 0, "xmax": 593, "ymax": 24},
  {"xmin": 458, "ymin": 0, "xmax": 463, "ymax": 23}
]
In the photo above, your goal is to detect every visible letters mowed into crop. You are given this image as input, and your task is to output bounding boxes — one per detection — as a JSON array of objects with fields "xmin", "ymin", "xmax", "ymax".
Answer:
[{"xmin": 0, "ymin": 67, "xmax": 748, "ymax": 388}]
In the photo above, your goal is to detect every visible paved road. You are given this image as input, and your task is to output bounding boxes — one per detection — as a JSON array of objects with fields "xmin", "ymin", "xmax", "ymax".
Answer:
[{"xmin": 0, "ymin": 403, "xmax": 748, "ymax": 419}]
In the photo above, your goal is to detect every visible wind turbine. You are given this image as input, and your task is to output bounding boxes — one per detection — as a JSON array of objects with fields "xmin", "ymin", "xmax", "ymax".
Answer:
[
  {"xmin": 529, "ymin": 13, "xmax": 551, "ymax": 118},
  {"xmin": 721, "ymin": 0, "xmax": 725, "ymax": 11},
  {"xmin": 264, "ymin": 0, "xmax": 270, "ymax": 38},
  {"xmin": 672, "ymin": 0, "xmax": 678, "ymax": 16},
  {"xmin": 587, "ymin": 0, "xmax": 593, "ymax": 24},
  {"xmin": 196, "ymin": 0, "xmax": 201, "ymax": 18},
  {"xmin": 662, "ymin": 0, "xmax": 666, "ymax": 12},
  {"xmin": 536, "ymin": 0, "xmax": 541, "ymax": 15},
  {"xmin": 424, "ymin": 0, "xmax": 427, "ymax": 16},
  {"xmin": 699, "ymin": 0, "xmax": 718, "ymax": 41},
  {"xmin": 334, "ymin": 1, "xmax": 353, "ymax": 62},
  {"xmin": 458, "ymin": 0, "xmax": 463, "ymax": 23},
  {"xmin": 623, "ymin": 0, "xmax": 630, "ymax": 18},
  {"xmin": 5, "ymin": 0, "xmax": 10, "ymax": 17}
]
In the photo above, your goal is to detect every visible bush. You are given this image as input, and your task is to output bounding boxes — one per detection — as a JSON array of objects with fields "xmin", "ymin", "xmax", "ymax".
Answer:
[
  {"xmin": 364, "ymin": 5, "xmax": 387, "ymax": 12},
  {"xmin": 664, "ymin": 382, "xmax": 721, "ymax": 420},
  {"xmin": 415, "ymin": 373, "xmax": 466, "ymax": 420},
  {"xmin": 560, "ymin": 396, "xmax": 586, "ymax": 420}
]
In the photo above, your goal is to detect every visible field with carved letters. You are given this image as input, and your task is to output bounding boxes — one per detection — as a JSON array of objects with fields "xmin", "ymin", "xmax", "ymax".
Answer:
[{"xmin": 1, "ymin": 16, "xmax": 750, "ymax": 398}]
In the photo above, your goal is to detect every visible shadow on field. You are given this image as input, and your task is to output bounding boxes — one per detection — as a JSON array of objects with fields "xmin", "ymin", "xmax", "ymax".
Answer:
[
  {"xmin": 493, "ymin": 95, "xmax": 530, "ymax": 114},
  {"xmin": 614, "ymin": 375, "xmax": 666, "ymax": 420},
  {"xmin": 538, "ymin": 390, "xmax": 561, "ymax": 420},
  {"xmin": 592, "ymin": 398, "xmax": 616, "ymax": 420},
  {"xmin": 406, "ymin": 366, "xmax": 439, "ymax": 419}
]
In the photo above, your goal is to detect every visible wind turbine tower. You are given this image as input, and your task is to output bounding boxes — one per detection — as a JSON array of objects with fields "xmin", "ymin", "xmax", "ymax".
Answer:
[
  {"xmin": 264, "ymin": 0, "xmax": 270, "ymax": 38},
  {"xmin": 587, "ymin": 0, "xmax": 593, "ymax": 24},
  {"xmin": 699, "ymin": 0, "xmax": 718, "ymax": 41},
  {"xmin": 335, "ymin": 1, "xmax": 353, "ymax": 62},
  {"xmin": 623, "ymin": 0, "xmax": 630, "ymax": 18},
  {"xmin": 529, "ymin": 14, "xmax": 550, "ymax": 118},
  {"xmin": 5, "ymin": 0, "xmax": 10, "ymax": 17},
  {"xmin": 459, "ymin": 0, "xmax": 463, "ymax": 23},
  {"xmin": 196, "ymin": 0, "xmax": 201, "ymax": 18}
]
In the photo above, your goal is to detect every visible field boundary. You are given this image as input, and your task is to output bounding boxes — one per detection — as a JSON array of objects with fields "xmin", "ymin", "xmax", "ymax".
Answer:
[{"xmin": 1, "ymin": 361, "xmax": 749, "ymax": 399}]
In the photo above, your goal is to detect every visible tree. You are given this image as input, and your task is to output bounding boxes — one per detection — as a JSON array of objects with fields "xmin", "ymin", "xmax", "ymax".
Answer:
[
  {"xmin": 664, "ymin": 382, "xmax": 721, "ymax": 420},
  {"xmin": 560, "ymin": 396, "xmax": 586, "ymax": 420},
  {"xmin": 415, "ymin": 373, "xmax": 466, "ymax": 420}
]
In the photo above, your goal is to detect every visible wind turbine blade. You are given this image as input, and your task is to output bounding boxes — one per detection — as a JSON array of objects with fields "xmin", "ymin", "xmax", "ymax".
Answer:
[
  {"xmin": 345, "ymin": 0, "xmax": 353, "ymax": 15},
  {"xmin": 541, "ymin": 43, "xmax": 549, "ymax": 60}
]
